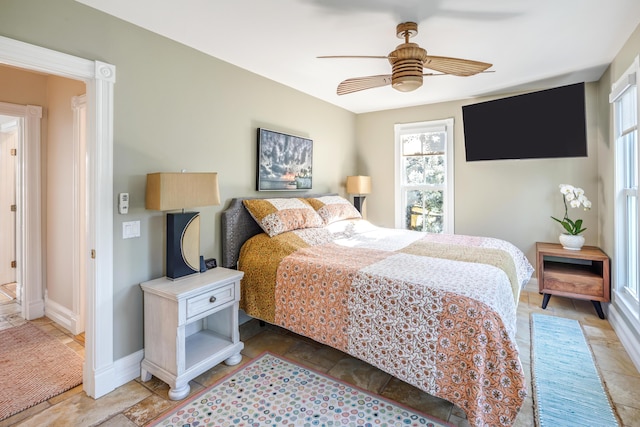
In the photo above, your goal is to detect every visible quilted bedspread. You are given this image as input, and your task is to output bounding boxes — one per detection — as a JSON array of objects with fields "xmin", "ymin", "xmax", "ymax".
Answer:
[{"xmin": 238, "ymin": 219, "xmax": 534, "ymax": 427}]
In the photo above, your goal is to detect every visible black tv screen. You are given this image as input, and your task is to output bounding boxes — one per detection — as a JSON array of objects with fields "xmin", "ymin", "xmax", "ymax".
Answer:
[{"xmin": 462, "ymin": 82, "xmax": 587, "ymax": 161}]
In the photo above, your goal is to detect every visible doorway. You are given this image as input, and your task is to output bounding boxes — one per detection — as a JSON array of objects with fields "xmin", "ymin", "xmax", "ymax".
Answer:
[
  {"xmin": 0, "ymin": 115, "xmax": 18, "ymax": 303},
  {"xmin": 0, "ymin": 35, "xmax": 116, "ymax": 399},
  {"xmin": 0, "ymin": 90, "xmax": 87, "ymax": 326}
]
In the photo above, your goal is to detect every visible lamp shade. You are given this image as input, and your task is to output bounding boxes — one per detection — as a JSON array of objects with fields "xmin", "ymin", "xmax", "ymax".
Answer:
[
  {"xmin": 346, "ymin": 175, "xmax": 372, "ymax": 195},
  {"xmin": 145, "ymin": 172, "xmax": 220, "ymax": 280},
  {"xmin": 146, "ymin": 172, "xmax": 220, "ymax": 211}
]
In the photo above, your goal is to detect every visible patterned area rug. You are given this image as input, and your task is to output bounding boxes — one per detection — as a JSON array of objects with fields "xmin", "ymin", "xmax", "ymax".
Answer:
[
  {"xmin": 531, "ymin": 313, "xmax": 619, "ymax": 426},
  {"xmin": 0, "ymin": 322, "xmax": 83, "ymax": 421},
  {"xmin": 148, "ymin": 352, "xmax": 451, "ymax": 427}
]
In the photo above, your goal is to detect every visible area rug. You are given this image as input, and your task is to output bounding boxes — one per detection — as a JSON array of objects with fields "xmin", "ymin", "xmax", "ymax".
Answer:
[
  {"xmin": 0, "ymin": 322, "xmax": 83, "ymax": 421},
  {"xmin": 148, "ymin": 351, "xmax": 451, "ymax": 427},
  {"xmin": 530, "ymin": 313, "xmax": 619, "ymax": 427}
]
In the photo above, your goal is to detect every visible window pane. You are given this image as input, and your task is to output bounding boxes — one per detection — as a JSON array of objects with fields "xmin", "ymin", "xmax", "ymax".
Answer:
[
  {"xmin": 404, "ymin": 189, "xmax": 443, "ymax": 233},
  {"xmin": 403, "ymin": 155, "xmax": 445, "ymax": 185},
  {"xmin": 626, "ymin": 194, "xmax": 639, "ymax": 298},
  {"xmin": 402, "ymin": 131, "xmax": 445, "ymax": 155},
  {"xmin": 616, "ymin": 83, "xmax": 639, "ymax": 305},
  {"xmin": 623, "ymin": 131, "xmax": 638, "ymax": 188},
  {"xmin": 402, "ymin": 134, "xmax": 422, "ymax": 156},
  {"xmin": 620, "ymin": 86, "xmax": 638, "ymax": 131},
  {"xmin": 396, "ymin": 119, "xmax": 453, "ymax": 233},
  {"xmin": 623, "ymin": 128, "xmax": 638, "ymax": 299}
]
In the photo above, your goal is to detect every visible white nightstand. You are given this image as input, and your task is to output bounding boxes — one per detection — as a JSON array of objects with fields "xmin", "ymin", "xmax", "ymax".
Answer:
[{"xmin": 140, "ymin": 267, "xmax": 244, "ymax": 400}]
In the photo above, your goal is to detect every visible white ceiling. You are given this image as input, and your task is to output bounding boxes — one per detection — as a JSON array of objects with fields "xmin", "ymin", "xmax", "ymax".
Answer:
[{"xmin": 77, "ymin": 0, "xmax": 640, "ymax": 114}]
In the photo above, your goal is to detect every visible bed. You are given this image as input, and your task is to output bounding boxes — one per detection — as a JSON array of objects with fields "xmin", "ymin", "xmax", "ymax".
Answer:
[{"xmin": 221, "ymin": 195, "xmax": 534, "ymax": 427}]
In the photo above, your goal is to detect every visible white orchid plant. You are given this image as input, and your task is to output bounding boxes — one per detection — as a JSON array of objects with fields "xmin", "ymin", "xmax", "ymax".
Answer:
[{"xmin": 551, "ymin": 184, "xmax": 592, "ymax": 235}]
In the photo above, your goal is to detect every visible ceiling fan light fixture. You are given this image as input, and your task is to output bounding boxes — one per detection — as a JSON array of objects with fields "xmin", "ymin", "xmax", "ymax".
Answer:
[{"xmin": 392, "ymin": 75, "xmax": 423, "ymax": 92}]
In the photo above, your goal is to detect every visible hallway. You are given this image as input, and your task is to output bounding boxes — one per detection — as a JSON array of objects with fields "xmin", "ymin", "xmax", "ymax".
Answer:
[{"xmin": 0, "ymin": 300, "xmax": 85, "ymax": 350}]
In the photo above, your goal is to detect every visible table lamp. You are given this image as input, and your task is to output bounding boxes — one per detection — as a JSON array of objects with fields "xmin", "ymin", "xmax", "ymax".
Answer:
[
  {"xmin": 346, "ymin": 175, "xmax": 371, "ymax": 214},
  {"xmin": 146, "ymin": 172, "xmax": 220, "ymax": 280}
]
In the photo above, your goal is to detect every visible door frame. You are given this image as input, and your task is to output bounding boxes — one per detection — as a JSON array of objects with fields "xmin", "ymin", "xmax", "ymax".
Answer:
[
  {"xmin": 0, "ymin": 114, "xmax": 19, "ymax": 289},
  {"xmin": 0, "ymin": 35, "xmax": 116, "ymax": 398},
  {"xmin": 72, "ymin": 94, "xmax": 87, "ymax": 335},
  {"xmin": 0, "ymin": 102, "xmax": 41, "ymax": 310}
]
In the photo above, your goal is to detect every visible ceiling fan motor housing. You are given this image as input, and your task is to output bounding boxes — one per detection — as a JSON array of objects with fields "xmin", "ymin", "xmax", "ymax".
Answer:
[{"xmin": 389, "ymin": 43, "xmax": 428, "ymax": 92}]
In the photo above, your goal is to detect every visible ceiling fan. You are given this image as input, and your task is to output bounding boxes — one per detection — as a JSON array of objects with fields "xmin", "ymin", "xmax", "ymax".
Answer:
[{"xmin": 319, "ymin": 22, "xmax": 493, "ymax": 95}]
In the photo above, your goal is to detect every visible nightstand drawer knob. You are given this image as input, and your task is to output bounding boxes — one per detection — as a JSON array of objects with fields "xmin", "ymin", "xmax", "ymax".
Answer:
[{"xmin": 186, "ymin": 282, "xmax": 235, "ymax": 319}]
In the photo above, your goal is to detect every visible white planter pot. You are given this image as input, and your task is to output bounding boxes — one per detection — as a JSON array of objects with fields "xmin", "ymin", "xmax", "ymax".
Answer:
[{"xmin": 559, "ymin": 233, "xmax": 585, "ymax": 250}]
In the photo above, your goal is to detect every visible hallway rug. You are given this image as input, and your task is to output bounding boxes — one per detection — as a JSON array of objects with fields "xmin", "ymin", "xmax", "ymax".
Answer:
[
  {"xmin": 147, "ymin": 351, "xmax": 452, "ymax": 427},
  {"xmin": 0, "ymin": 322, "xmax": 83, "ymax": 421},
  {"xmin": 531, "ymin": 313, "xmax": 619, "ymax": 427}
]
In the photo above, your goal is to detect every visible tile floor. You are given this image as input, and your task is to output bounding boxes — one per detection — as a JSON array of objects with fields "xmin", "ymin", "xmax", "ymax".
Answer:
[{"xmin": 1, "ymin": 281, "xmax": 639, "ymax": 427}]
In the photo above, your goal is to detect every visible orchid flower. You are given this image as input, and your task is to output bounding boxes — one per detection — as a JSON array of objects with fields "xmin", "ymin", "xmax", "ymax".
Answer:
[{"xmin": 551, "ymin": 184, "xmax": 591, "ymax": 235}]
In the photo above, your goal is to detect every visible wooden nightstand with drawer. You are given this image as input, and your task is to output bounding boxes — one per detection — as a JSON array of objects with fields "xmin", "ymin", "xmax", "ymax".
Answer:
[
  {"xmin": 140, "ymin": 267, "xmax": 244, "ymax": 400},
  {"xmin": 536, "ymin": 242, "xmax": 610, "ymax": 319}
]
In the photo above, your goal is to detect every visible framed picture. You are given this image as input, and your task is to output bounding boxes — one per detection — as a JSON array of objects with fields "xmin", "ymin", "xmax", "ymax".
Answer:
[{"xmin": 257, "ymin": 128, "xmax": 313, "ymax": 191}]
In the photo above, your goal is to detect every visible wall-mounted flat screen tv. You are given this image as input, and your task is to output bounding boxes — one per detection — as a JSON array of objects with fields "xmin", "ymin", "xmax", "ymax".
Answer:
[{"xmin": 462, "ymin": 82, "xmax": 587, "ymax": 161}]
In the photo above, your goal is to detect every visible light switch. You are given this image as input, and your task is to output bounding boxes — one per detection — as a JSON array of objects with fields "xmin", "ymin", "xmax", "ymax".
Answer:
[
  {"xmin": 122, "ymin": 221, "xmax": 140, "ymax": 239},
  {"xmin": 118, "ymin": 193, "xmax": 129, "ymax": 214}
]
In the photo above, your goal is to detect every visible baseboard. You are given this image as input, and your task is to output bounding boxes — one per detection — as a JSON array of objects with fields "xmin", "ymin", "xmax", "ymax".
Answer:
[
  {"xmin": 25, "ymin": 297, "xmax": 44, "ymax": 320},
  {"xmin": 114, "ymin": 349, "xmax": 144, "ymax": 387},
  {"xmin": 44, "ymin": 298, "xmax": 80, "ymax": 334},
  {"xmin": 608, "ymin": 304, "xmax": 640, "ymax": 373},
  {"xmin": 83, "ymin": 349, "xmax": 144, "ymax": 399},
  {"xmin": 84, "ymin": 359, "xmax": 116, "ymax": 398}
]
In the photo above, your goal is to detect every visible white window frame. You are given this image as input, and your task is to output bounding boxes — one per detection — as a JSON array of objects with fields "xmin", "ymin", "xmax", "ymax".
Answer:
[
  {"xmin": 394, "ymin": 118, "xmax": 454, "ymax": 233},
  {"xmin": 611, "ymin": 55, "xmax": 640, "ymax": 327}
]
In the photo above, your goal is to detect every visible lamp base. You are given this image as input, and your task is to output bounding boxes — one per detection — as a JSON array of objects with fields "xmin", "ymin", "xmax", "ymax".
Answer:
[
  {"xmin": 353, "ymin": 196, "xmax": 366, "ymax": 214},
  {"xmin": 167, "ymin": 212, "xmax": 201, "ymax": 280}
]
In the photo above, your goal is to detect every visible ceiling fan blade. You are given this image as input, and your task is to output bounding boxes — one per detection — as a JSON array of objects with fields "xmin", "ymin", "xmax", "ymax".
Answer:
[
  {"xmin": 318, "ymin": 55, "xmax": 390, "ymax": 59},
  {"xmin": 423, "ymin": 55, "xmax": 492, "ymax": 76},
  {"xmin": 423, "ymin": 71, "xmax": 494, "ymax": 77},
  {"xmin": 337, "ymin": 74, "xmax": 393, "ymax": 95}
]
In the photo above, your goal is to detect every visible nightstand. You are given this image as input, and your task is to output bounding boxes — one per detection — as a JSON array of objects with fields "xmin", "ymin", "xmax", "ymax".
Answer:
[
  {"xmin": 536, "ymin": 242, "xmax": 610, "ymax": 319},
  {"xmin": 140, "ymin": 267, "xmax": 244, "ymax": 400}
]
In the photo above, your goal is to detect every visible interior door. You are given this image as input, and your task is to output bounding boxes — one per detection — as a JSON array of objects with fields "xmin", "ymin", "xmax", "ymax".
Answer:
[{"xmin": 0, "ymin": 115, "xmax": 17, "ymax": 286}]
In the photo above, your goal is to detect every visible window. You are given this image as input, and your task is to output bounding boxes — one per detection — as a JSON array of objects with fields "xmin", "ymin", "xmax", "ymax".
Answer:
[
  {"xmin": 394, "ymin": 119, "xmax": 454, "ymax": 233},
  {"xmin": 611, "ymin": 56, "xmax": 640, "ymax": 321}
]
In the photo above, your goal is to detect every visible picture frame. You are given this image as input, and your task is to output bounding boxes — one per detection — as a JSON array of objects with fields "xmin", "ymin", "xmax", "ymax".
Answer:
[{"xmin": 256, "ymin": 128, "xmax": 313, "ymax": 191}]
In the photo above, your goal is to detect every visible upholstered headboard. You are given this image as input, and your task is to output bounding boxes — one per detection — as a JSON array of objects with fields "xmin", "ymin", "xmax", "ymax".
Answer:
[{"xmin": 220, "ymin": 193, "xmax": 337, "ymax": 269}]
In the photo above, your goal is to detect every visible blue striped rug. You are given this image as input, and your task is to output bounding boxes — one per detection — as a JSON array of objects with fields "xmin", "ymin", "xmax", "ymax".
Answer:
[{"xmin": 531, "ymin": 313, "xmax": 619, "ymax": 427}]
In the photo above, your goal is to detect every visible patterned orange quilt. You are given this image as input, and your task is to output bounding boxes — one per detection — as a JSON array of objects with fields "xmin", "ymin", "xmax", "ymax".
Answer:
[{"xmin": 238, "ymin": 220, "xmax": 534, "ymax": 427}]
